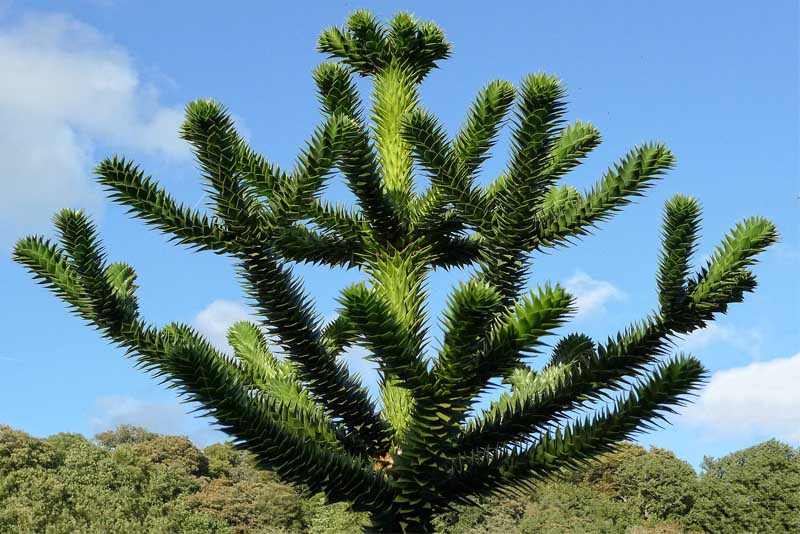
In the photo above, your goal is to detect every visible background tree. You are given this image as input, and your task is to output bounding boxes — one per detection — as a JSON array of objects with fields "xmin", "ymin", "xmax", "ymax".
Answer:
[
  {"xmin": 0, "ymin": 425, "xmax": 228, "ymax": 533},
  {"xmin": 687, "ymin": 440, "xmax": 800, "ymax": 533},
  {"xmin": 13, "ymin": 9, "xmax": 777, "ymax": 533},
  {"xmin": 566, "ymin": 442, "xmax": 698, "ymax": 523},
  {"xmin": 613, "ymin": 446, "xmax": 697, "ymax": 522},
  {"xmin": 0, "ymin": 425, "xmax": 363, "ymax": 533},
  {"xmin": 433, "ymin": 443, "xmax": 698, "ymax": 534},
  {"xmin": 1, "ymin": 425, "xmax": 796, "ymax": 532}
]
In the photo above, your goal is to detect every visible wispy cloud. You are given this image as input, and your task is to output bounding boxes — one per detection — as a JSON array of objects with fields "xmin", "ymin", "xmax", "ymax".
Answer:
[
  {"xmin": 675, "ymin": 322, "xmax": 763, "ymax": 359},
  {"xmin": 88, "ymin": 395, "xmax": 225, "ymax": 446},
  {"xmin": 89, "ymin": 395, "xmax": 187, "ymax": 435},
  {"xmin": 0, "ymin": 13, "xmax": 189, "ymax": 242},
  {"xmin": 683, "ymin": 352, "xmax": 800, "ymax": 444},
  {"xmin": 193, "ymin": 300, "xmax": 257, "ymax": 353},
  {"xmin": 563, "ymin": 271, "xmax": 625, "ymax": 317}
]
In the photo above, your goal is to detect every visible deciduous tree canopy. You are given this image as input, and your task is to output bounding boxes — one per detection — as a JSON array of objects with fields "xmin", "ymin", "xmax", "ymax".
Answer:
[{"xmin": 1, "ymin": 425, "xmax": 797, "ymax": 533}]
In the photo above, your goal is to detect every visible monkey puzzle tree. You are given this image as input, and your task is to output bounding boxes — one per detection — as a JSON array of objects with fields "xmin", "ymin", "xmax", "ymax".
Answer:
[{"xmin": 13, "ymin": 11, "xmax": 777, "ymax": 533}]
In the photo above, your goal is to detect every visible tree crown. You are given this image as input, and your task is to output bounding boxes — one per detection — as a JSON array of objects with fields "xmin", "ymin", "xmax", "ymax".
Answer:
[{"xmin": 13, "ymin": 10, "xmax": 777, "ymax": 532}]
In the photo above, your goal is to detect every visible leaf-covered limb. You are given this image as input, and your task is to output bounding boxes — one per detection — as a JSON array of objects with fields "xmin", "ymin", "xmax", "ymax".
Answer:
[
  {"xmin": 13, "ymin": 235, "xmax": 91, "ymax": 316},
  {"xmin": 95, "ymin": 157, "xmax": 232, "ymax": 253},
  {"xmin": 445, "ymin": 355, "xmax": 706, "ymax": 502},
  {"xmin": 544, "ymin": 121, "xmax": 602, "ymax": 181},
  {"xmin": 266, "ymin": 115, "xmax": 348, "ymax": 230},
  {"xmin": 455, "ymin": 356, "xmax": 601, "ymax": 453},
  {"xmin": 503, "ymin": 364, "xmax": 538, "ymax": 390},
  {"xmin": 548, "ymin": 332, "xmax": 597, "ymax": 367},
  {"xmin": 313, "ymin": 61, "xmax": 362, "ymax": 117},
  {"xmin": 321, "ymin": 314, "xmax": 360, "ymax": 356},
  {"xmin": 310, "ymin": 200, "xmax": 371, "ymax": 245},
  {"xmin": 338, "ymin": 278, "xmax": 430, "ymax": 392},
  {"xmin": 317, "ymin": 11, "xmax": 389, "ymax": 76},
  {"xmin": 180, "ymin": 99, "xmax": 260, "ymax": 232},
  {"xmin": 449, "ymin": 283, "xmax": 574, "ymax": 406},
  {"xmin": 476, "ymin": 243, "xmax": 530, "ymax": 303},
  {"xmin": 456, "ymin": 311, "xmax": 688, "ymax": 454},
  {"xmin": 408, "ymin": 194, "xmax": 479, "ymax": 270},
  {"xmin": 385, "ymin": 12, "xmax": 451, "ymax": 83},
  {"xmin": 227, "ymin": 321, "xmax": 371, "ymax": 457},
  {"xmin": 239, "ymin": 145, "xmax": 292, "ymax": 202},
  {"xmin": 537, "ymin": 143, "xmax": 675, "ymax": 248},
  {"xmin": 512, "ymin": 354, "xmax": 706, "ymax": 473},
  {"xmin": 403, "ymin": 109, "xmax": 488, "ymax": 228},
  {"xmin": 429, "ymin": 233, "xmax": 482, "ymax": 270},
  {"xmin": 155, "ymin": 323, "xmax": 394, "ymax": 511},
  {"xmin": 52, "ymin": 209, "xmax": 136, "ymax": 335},
  {"xmin": 489, "ymin": 73, "xmax": 567, "ymax": 246},
  {"xmin": 658, "ymin": 195, "xmax": 702, "ymax": 316},
  {"xmin": 372, "ymin": 63, "xmax": 418, "ymax": 213},
  {"xmin": 688, "ymin": 216, "xmax": 778, "ymax": 320},
  {"xmin": 434, "ymin": 279, "xmax": 503, "ymax": 396},
  {"xmin": 273, "ymin": 225, "xmax": 363, "ymax": 268},
  {"xmin": 237, "ymin": 245, "xmax": 392, "ymax": 455},
  {"xmin": 453, "ymin": 80, "xmax": 516, "ymax": 177},
  {"xmin": 338, "ymin": 117, "xmax": 403, "ymax": 242}
]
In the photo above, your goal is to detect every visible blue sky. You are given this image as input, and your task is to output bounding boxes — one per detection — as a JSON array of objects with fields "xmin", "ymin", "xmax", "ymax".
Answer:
[{"xmin": 1, "ymin": 0, "xmax": 797, "ymax": 468}]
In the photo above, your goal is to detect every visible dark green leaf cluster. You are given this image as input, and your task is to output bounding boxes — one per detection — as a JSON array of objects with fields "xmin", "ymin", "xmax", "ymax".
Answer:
[
  {"xmin": 436, "ymin": 440, "xmax": 800, "ymax": 534},
  {"xmin": 3, "ymin": 426, "xmax": 795, "ymax": 533},
  {"xmin": 0, "ymin": 425, "xmax": 369, "ymax": 533},
  {"xmin": 13, "ymin": 10, "xmax": 777, "ymax": 533}
]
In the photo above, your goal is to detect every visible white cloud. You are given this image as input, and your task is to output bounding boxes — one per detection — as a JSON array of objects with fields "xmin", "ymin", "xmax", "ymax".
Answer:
[
  {"xmin": 675, "ymin": 322, "xmax": 763, "ymax": 358},
  {"xmin": 88, "ymin": 395, "xmax": 226, "ymax": 446},
  {"xmin": 0, "ymin": 13, "xmax": 189, "ymax": 241},
  {"xmin": 564, "ymin": 271, "xmax": 625, "ymax": 317},
  {"xmin": 683, "ymin": 353, "xmax": 800, "ymax": 443},
  {"xmin": 89, "ymin": 395, "xmax": 187, "ymax": 435},
  {"xmin": 194, "ymin": 300, "xmax": 256, "ymax": 353}
]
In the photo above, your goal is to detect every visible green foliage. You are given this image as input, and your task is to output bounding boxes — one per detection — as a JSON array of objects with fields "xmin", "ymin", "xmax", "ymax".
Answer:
[
  {"xmin": 13, "ymin": 10, "xmax": 776, "ymax": 533},
  {"xmin": 0, "ymin": 425, "xmax": 362, "ymax": 534},
  {"xmin": 569, "ymin": 442, "xmax": 698, "ymax": 523},
  {"xmin": 183, "ymin": 478, "xmax": 304, "ymax": 533},
  {"xmin": 435, "ymin": 441, "xmax": 800, "ymax": 534},
  {"xmin": 0, "ymin": 426, "xmax": 59, "ymax": 475},
  {"xmin": 0, "ymin": 427, "xmax": 796, "ymax": 533},
  {"xmin": 518, "ymin": 481, "xmax": 640, "ymax": 534},
  {"xmin": 613, "ymin": 447, "xmax": 697, "ymax": 522},
  {"xmin": 688, "ymin": 440, "xmax": 800, "ymax": 533},
  {"xmin": 302, "ymin": 493, "xmax": 372, "ymax": 534}
]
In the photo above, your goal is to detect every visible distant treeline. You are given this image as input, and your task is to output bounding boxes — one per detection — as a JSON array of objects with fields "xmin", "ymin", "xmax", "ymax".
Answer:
[{"xmin": 0, "ymin": 425, "xmax": 797, "ymax": 533}]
